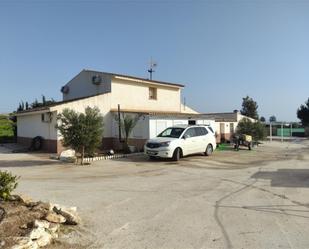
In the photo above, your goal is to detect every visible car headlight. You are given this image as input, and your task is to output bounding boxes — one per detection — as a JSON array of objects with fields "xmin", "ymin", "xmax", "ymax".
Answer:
[{"xmin": 159, "ymin": 141, "xmax": 170, "ymax": 147}]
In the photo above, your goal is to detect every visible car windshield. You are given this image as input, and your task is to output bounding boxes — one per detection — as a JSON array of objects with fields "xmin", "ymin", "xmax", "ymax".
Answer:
[{"xmin": 157, "ymin": 127, "xmax": 185, "ymax": 138}]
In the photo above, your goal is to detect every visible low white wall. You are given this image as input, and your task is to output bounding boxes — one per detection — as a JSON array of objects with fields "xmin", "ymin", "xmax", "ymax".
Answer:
[{"xmin": 17, "ymin": 111, "xmax": 58, "ymax": 140}]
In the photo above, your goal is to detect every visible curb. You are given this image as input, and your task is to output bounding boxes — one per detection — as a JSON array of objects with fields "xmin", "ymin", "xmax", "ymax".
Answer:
[{"xmin": 83, "ymin": 152, "xmax": 144, "ymax": 163}]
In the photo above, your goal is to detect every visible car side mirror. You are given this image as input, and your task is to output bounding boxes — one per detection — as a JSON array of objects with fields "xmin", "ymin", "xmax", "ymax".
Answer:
[{"xmin": 182, "ymin": 135, "xmax": 188, "ymax": 139}]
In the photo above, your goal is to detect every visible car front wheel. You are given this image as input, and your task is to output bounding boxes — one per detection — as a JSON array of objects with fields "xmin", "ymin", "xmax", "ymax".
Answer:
[
  {"xmin": 205, "ymin": 144, "xmax": 213, "ymax": 156},
  {"xmin": 172, "ymin": 148, "xmax": 181, "ymax": 161}
]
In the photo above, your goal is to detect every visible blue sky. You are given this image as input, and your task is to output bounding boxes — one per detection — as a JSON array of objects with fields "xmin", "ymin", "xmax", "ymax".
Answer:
[{"xmin": 0, "ymin": 0, "xmax": 308, "ymax": 121}]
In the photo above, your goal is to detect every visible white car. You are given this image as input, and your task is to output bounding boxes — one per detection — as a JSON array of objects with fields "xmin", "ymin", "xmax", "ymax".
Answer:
[{"xmin": 144, "ymin": 125, "xmax": 217, "ymax": 161}]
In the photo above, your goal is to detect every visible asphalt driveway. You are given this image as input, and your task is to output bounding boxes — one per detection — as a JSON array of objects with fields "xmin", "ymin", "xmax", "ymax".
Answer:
[{"xmin": 1, "ymin": 141, "xmax": 309, "ymax": 249}]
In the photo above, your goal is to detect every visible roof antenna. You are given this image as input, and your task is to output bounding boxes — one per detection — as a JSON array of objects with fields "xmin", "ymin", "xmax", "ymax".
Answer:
[{"xmin": 148, "ymin": 57, "xmax": 157, "ymax": 80}]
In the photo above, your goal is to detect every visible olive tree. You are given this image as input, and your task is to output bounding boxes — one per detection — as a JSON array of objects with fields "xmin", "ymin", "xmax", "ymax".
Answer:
[{"xmin": 56, "ymin": 107, "xmax": 104, "ymax": 164}]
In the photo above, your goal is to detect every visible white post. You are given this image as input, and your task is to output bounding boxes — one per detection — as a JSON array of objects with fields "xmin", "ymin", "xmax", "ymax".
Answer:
[
  {"xmin": 290, "ymin": 123, "xmax": 293, "ymax": 138},
  {"xmin": 281, "ymin": 123, "xmax": 283, "ymax": 142},
  {"xmin": 269, "ymin": 122, "xmax": 273, "ymax": 142}
]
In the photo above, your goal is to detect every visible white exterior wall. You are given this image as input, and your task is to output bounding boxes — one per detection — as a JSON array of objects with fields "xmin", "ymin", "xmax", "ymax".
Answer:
[
  {"xmin": 17, "ymin": 111, "xmax": 58, "ymax": 140},
  {"xmin": 149, "ymin": 118, "xmax": 215, "ymax": 138},
  {"xmin": 111, "ymin": 114, "xmax": 150, "ymax": 139},
  {"xmin": 216, "ymin": 122, "xmax": 238, "ymax": 134},
  {"xmin": 62, "ymin": 71, "xmax": 112, "ymax": 101},
  {"xmin": 111, "ymin": 78, "xmax": 182, "ymax": 112},
  {"xmin": 236, "ymin": 113, "xmax": 256, "ymax": 122},
  {"xmin": 52, "ymin": 93, "xmax": 113, "ymax": 139}
]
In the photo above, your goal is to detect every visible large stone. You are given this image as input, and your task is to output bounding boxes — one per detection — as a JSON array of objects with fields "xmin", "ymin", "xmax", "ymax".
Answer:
[
  {"xmin": 53, "ymin": 205, "xmax": 80, "ymax": 225},
  {"xmin": 36, "ymin": 231, "xmax": 52, "ymax": 247},
  {"xmin": 45, "ymin": 211, "xmax": 66, "ymax": 224},
  {"xmin": 34, "ymin": 219, "xmax": 50, "ymax": 229},
  {"xmin": 11, "ymin": 237, "xmax": 38, "ymax": 249},
  {"xmin": 60, "ymin": 149, "xmax": 75, "ymax": 158},
  {"xmin": 48, "ymin": 223, "xmax": 60, "ymax": 239},
  {"xmin": 18, "ymin": 194, "xmax": 33, "ymax": 205},
  {"xmin": 59, "ymin": 149, "xmax": 76, "ymax": 163},
  {"xmin": 29, "ymin": 227, "xmax": 45, "ymax": 240}
]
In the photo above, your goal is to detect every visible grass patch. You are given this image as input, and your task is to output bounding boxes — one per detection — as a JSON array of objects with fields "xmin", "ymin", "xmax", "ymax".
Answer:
[{"xmin": 216, "ymin": 143, "xmax": 232, "ymax": 151}]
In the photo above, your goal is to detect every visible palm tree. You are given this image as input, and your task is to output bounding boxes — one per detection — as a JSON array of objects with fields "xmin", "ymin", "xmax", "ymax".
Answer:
[{"xmin": 115, "ymin": 113, "xmax": 141, "ymax": 153}]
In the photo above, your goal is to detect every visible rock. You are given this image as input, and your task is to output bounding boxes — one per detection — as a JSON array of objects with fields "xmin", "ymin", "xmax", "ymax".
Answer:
[
  {"xmin": 18, "ymin": 194, "xmax": 33, "ymax": 205},
  {"xmin": 29, "ymin": 227, "xmax": 44, "ymax": 240},
  {"xmin": 60, "ymin": 149, "xmax": 76, "ymax": 163},
  {"xmin": 48, "ymin": 223, "xmax": 60, "ymax": 233},
  {"xmin": 31, "ymin": 202, "xmax": 51, "ymax": 212},
  {"xmin": 45, "ymin": 212, "xmax": 66, "ymax": 224},
  {"xmin": 48, "ymin": 223, "xmax": 60, "ymax": 238},
  {"xmin": 53, "ymin": 205, "xmax": 80, "ymax": 225},
  {"xmin": 11, "ymin": 237, "xmax": 38, "ymax": 249},
  {"xmin": 19, "ymin": 224, "xmax": 28, "ymax": 229},
  {"xmin": 0, "ymin": 241, "xmax": 5, "ymax": 247},
  {"xmin": 60, "ymin": 156, "xmax": 76, "ymax": 163},
  {"xmin": 60, "ymin": 149, "xmax": 75, "ymax": 157},
  {"xmin": 36, "ymin": 231, "xmax": 52, "ymax": 247},
  {"xmin": 34, "ymin": 219, "xmax": 50, "ymax": 229}
]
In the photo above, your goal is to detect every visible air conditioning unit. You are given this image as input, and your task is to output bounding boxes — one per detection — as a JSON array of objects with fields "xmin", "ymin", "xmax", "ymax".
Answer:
[
  {"xmin": 61, "ymin": 86, "xmax": 69, "ymax": 94},
  {"xmin": 92, "ymin": 75, "xmax": 102, "ymax": 85}
]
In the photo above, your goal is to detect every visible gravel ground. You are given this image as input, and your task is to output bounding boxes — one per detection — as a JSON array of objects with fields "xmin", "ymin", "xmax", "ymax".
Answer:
[{"xmin": 1, "ymin": 140, "xmax": 309, "ymax": 249}]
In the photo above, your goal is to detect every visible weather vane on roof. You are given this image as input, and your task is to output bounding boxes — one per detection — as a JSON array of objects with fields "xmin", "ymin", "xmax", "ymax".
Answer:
[{"xmin": 148, "ymin": 58, "xmax": 157, "ymax": 80}]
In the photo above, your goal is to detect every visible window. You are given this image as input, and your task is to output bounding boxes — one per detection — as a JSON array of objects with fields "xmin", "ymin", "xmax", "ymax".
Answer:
[
  {"xmin": 208, "ymin": 126, "xmax": 214, "ymax": 133},
  {"xmin": 149, "ymin": 87, "xmax": 157, "ymax": 100},
  {"xmin": 195, "ymin": 127, "xmax": 208, "ymax": 136},
  {"xmin": 230, "ymin": 123, "xmax": 234, "ymax": 133},
  {"xmin": 41, "ymin": 113, "xmax": 51, "ymax": 123},
  {"xmin": 158, "ymin": 127, "xmax": 185, "ymax": 138},
  {"xmin": 183, "ymin": 128, "xmax": 197, "ymax": 138}
]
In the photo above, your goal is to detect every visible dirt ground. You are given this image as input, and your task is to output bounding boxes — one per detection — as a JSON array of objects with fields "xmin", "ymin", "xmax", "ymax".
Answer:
[
  {"xmin": 0, "ymin": 200, "xmax": 50, "ymax": 248},
  {"xmin": 1, "ymin": 140, "xmax": 309, "ymax": 249}
]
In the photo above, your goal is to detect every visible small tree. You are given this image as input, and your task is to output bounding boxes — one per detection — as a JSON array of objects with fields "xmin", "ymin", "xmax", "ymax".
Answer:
[
  {"xmin": 297, "ymin": 98, "xmax": 309, "ymax": 126},
  {"xmin": 269, "ymin": 115, "xmax": 277, "ymax": 122},
  {"xmin": 56, "ymin": 107, "xmax": 104, "ymax": 165},
  {"xmin": 236, "ymin": 118, "xmax": 266, "ymax": 141},
  {"xmin": 114, "ymin": 113, "xmax": 141, "ymax": 153},
  {"xmin": 240, "ymin": 96, "xmax": 259, "ymax": 120},
  {"xmin": 0, "ymin": 171, "xmax": 19, "ymax": 201}
]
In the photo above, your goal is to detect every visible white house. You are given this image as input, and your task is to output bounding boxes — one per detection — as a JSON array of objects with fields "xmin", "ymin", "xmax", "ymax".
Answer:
[
  {"xmin": 16, "ymin": 69, "xmax": 215, "ymax": 153},
  {"xmin": 201, "ymin": 111, "xmax": 256, "ymax": 143}
]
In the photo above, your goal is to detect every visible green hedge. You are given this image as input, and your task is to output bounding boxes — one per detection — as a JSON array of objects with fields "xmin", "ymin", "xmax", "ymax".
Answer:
[{"xmin": 0, "ymin": 115, "xmax": 15, "ymax": 143}]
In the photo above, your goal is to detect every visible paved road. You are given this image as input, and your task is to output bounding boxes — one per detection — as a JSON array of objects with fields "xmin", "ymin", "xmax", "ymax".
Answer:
[{"xmin": 1, "ymin": 141, "xmax": 309, "ymax": 249}]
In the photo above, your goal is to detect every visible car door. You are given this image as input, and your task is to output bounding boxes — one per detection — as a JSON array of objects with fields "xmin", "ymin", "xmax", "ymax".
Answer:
[
  {"xmin": 181, "ymin": 127, "xmax": 198, "ymax": 155},
  {"xmin": 195, "ymin": 127, "xmax": 209, "ymax": 152}
]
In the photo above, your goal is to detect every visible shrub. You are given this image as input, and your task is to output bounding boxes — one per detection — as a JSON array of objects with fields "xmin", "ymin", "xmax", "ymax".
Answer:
[
  {"xmin": 0, "ymin": 171, "xmax": 19, "ymax": 201},
  {"xmin": 236, "ymin": 118, "xmax": 266, "ymax": 141}
]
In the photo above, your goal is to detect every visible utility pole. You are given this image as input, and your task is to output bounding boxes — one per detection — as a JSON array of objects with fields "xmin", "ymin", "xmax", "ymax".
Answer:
[
  {"xmin": 148, "ymin": 58, "xmax": 157, "ymax": 80},
  {"xmin": 281, "ymin": 122, "xmax": 283, "ymax": 142},
  {"xmin": 118, "ymin": 104, "xmax": 122, "ymax": 142}
]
